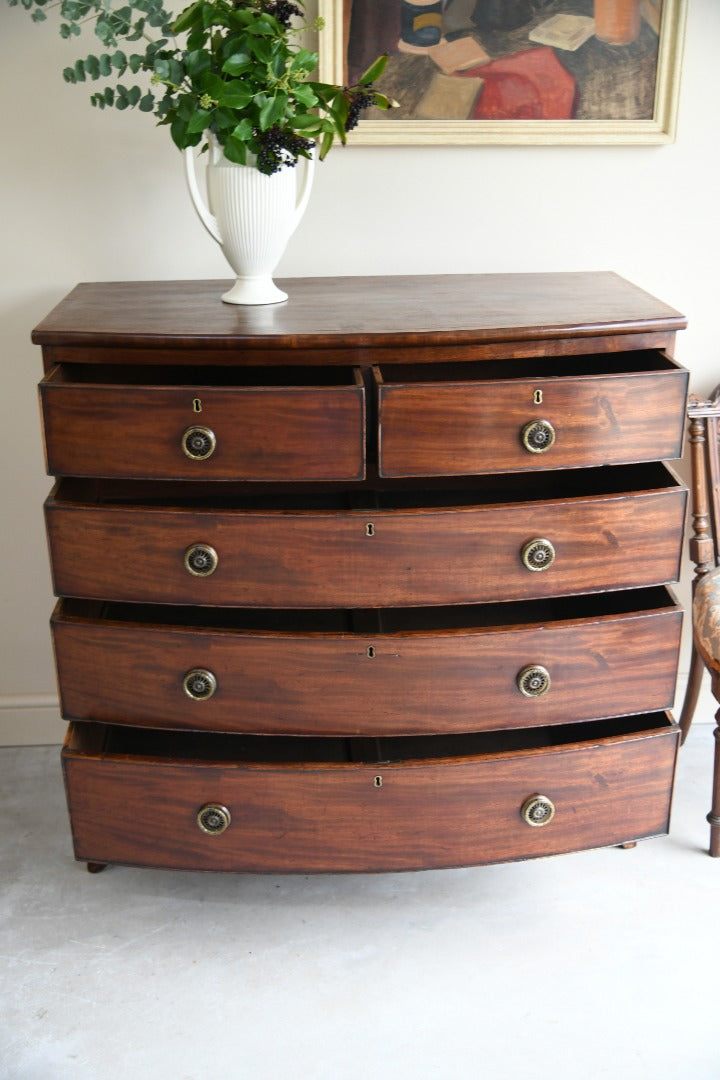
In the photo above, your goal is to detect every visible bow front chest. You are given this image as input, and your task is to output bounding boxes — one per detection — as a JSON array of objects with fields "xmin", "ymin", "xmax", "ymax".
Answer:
[{"xmin": 33, "ymin": 273, "xmax": 688, "ymax": 874}]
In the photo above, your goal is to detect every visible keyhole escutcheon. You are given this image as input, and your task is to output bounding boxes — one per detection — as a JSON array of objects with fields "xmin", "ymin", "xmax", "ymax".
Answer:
[
  {"xmin": 193, "ymin": 398, "xmax": 203, "ymax": 413},
  {"xmin": 366, "ymin": 523, "xmax": 375, "ymax": 537},
  {"xmin": 374, "ymin": 775, "xmax": 383, "ymax": 788}
]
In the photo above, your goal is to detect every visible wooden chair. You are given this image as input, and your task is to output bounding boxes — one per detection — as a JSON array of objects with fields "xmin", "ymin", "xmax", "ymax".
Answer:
[{"xmin": 679, "ymin": 383, "xmax": 720, "ymax": 855}]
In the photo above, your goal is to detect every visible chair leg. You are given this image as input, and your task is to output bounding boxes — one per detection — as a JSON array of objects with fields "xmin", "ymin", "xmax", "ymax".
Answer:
[
  {"xmin": 709, "ymin": 710, "xmax": 720, "ymax": 857},
  {"xmin": 679, "ymin": 644, "xmax": 705, "ymax": 745}
]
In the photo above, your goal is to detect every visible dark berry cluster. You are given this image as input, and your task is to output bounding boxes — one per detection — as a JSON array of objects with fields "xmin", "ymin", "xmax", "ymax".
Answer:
[
  {"xmin": 254, "ymin": 125, "xmax": 314, "ymax": 174},
  {"xmin": 345, "ymin": 88, "xmax": 377, "ymax": 132},
  {"xmin": 262, "ymin": 0, "xmax": 303, "ymax": 27}
]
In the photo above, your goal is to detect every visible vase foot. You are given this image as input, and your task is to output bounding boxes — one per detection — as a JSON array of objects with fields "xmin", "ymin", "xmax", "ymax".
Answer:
[{"xmin": 221, "ymin": 277, "xmax": 288, "ymax": 306}]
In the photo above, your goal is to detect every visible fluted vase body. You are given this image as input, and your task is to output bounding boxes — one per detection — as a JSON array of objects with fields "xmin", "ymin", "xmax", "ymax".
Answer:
[{"xmin": 185, "ymin": 137, "xmax": 315, "ymax": 305}]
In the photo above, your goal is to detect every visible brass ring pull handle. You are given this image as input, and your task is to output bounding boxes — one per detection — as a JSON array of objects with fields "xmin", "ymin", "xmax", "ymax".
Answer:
[
  {"xmin": 182, "ymin": 426, "xmax": 216, "ymax": 461},
  {"xmin": 196, "ymin": 803, "xmax": 231, "ymax": 835},
  {"xmin": 516, "ymin": 664, "xmax": 551, "ymax": 698},
  {"xmin": 521, "ymin": 538, "xmax": 555, "ymax": 572},
  {"xmin": 183, "ymin": 668, "xmax": 217, "ymax": 701},
  {"xmin": 520, "ymin": 794, "xmax": 556, "ymax": 827},
  {"xmin": 521, "ymin": 419, "xmax": 555, "ymax": 454},
  {"xmin": 184, "ymin": 543, "xmax": 218, "ymax": 577}
]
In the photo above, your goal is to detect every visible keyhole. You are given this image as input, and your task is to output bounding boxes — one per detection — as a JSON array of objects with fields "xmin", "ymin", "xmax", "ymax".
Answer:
[
  {"xmin": 533, "ymin": 389, "xmax": 543, "ymax": 405},
  {"xmin": 193, "ymin": 398, "xmax": 203, "ymax": 413},
  {"xmin": 367, "ymin": 646, "xmax": 376, "ymax": 659},
  {"xmin": 374, "ymin": 775, "xmax": 383, "ymax": 788},
  {"xmin": 366, "ymin": 523, "xmax": 375, "ymax": 537}
]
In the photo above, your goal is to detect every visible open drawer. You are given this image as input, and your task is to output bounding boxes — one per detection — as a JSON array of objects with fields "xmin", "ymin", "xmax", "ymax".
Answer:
[
  {"xmin": 375, "ymin": 351, "xmax": 688, "ymax": 477},
  {"xmin": 62, "ymin": 713, "xmax": 680, "ymax": 873},
  {"xmin": 39, "ymin": 364, "xmax": 366, "ymax": 481},
  {"xmin": 45, "ymin": 464, "xmax": 687, "ymax": 608},
  {"xmin": 52, "ymin": 588, "xmax": 682, "ymax": 737}
]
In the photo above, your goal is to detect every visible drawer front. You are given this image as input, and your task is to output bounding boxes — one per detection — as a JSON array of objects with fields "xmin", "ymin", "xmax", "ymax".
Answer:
[
  {"xmin": 376, "ymin": 357, "xmax": 688, "ymax": 477},
  {"xmin": 39, "ymin": 366, "xmax": 366, "ymax": 481},
  {"xmin": 62, "ymin": 718, "xmax": 679, "ymax": 873},
  {"xmin": 46, "ymin": 481, "xmax": 687, "ymax": 608},
  {"xmin": 52, "ymin": 594, "xmax": 682, "ymax": 736}
]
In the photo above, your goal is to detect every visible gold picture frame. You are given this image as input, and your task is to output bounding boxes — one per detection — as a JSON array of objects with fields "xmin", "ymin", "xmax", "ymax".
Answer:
[{"xmin": 318, "ymin": 0, "xmax": 687, "ymax": 144}]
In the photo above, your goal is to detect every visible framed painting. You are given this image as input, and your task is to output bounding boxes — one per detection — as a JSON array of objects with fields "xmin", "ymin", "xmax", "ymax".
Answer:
[{"xmin": 318, "ymin": 0, "xmax": 687, "ymax": 144}]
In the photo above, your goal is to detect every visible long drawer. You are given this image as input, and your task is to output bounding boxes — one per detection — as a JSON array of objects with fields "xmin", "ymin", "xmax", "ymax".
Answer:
[
  {"xmin": 376, "ymin": 351, "xmax": 688, "ymax": 476},
  {"xmin": 52, "ymin": 589, "xmax": 682, "ymax": 736},
  {"xmin": 39, "ymin": 364, "xmax": 366, "ymax": 481},
  {"xmin": 62, "ymin": 714, "xmax": 679, "ymax": 873},
  {"xmin": 45, "ymin": 465, "xmax": 687, "ymax": 608}
]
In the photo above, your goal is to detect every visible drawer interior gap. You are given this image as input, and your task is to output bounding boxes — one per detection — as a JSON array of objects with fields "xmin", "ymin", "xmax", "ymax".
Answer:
[
  {"xmin": 56, "ymin": 586, "xmax": 678, "ymax": 634},
  {"xmin": 378, "ymin": 350, "xmax": 680, "ymax": 383},
  {"xmin": 50, "ymin": 363, "xmax": 361, "ymax": 388},
  {"xmin": 53, "ymin": 461, "xmax": 682, "ymax": 511},
  {"xmin": 80, "ymin": 713, "xmax": 676, "ymax": 766}
]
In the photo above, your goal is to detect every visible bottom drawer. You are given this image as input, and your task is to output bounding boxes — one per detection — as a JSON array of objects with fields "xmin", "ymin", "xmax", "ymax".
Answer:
[{"xmin": 62, "ymin": 715, "xmax": 679, "ymax": 874}]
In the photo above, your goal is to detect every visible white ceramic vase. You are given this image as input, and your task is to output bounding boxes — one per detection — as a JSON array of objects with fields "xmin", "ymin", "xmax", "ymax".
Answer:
[{"xmin": 184, "ymin": 136, "xmax": 315, "ymax": 305}]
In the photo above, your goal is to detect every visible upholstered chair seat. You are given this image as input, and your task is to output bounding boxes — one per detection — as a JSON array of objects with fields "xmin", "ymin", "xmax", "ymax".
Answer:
[{"xmin": 693, "ymin": 565, "xmax": 720, "ymax": 674}]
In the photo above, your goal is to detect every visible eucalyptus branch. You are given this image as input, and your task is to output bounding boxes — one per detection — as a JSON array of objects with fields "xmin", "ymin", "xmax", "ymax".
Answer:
[
  {"xmin": 8, "ymin": 0, "xmax": 394, "ymax": 173},
  {"xmin": 32, "ymin": 0, "xmax": 67, "ymax": 14}
]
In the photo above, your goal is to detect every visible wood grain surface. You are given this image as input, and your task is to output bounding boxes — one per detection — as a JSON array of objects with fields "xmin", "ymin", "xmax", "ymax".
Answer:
[
  {"xmin": 32, "ymin": 274, "xmax": 686, "ymax": 354},
  {"xmin": 377, "ymin": 355, "xmax": 688, "ymax": 475},
  {"xmin": 45, "ymin": 471, "xmax": 687, "ymax": 608},
  {"xmin": 52, "ymin": 592, "xmax": 682, "ymax": 736},
  {"xmin": 62, "ymin": 716, "xmax": 679, "ymax": 872},
  {"xmin": 40, "ymin": 365, "xmax": 365, "ymax": 481}
]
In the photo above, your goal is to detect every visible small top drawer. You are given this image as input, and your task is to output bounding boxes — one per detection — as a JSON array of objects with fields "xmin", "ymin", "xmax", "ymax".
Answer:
[
  {"xmin": 376, "ymin": 351, "xmax": 688, "ymax": 477},
  {"xmin": 39, "ymin": 364, "xmax": 366, "ymax": 482}
]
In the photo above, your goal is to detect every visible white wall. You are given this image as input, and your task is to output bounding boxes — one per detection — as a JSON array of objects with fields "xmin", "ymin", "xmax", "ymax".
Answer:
[{"xmin": 2, "ymin": 2, "xmax": 718, "ymax": 744}]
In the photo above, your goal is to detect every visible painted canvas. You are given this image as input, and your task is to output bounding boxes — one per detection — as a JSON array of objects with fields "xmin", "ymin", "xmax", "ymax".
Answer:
[{"xmin": 318, "ymin": 0, "xmax": 686, "ymax": 143}]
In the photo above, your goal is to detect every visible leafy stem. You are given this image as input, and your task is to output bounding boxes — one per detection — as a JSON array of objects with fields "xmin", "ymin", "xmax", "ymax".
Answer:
[{"xmin": 9, "ymin": 0, "xmax": 394, "ymax": 173}]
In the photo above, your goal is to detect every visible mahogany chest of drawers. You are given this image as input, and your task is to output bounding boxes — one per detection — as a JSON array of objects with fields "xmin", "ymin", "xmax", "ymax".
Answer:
[{"xmin": 33, "ymin": 273, "xmax": 688, "ymax": 874}]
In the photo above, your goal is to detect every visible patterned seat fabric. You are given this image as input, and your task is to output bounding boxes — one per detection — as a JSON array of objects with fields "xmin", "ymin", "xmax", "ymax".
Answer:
[{"xmin": 693, "ymin": 565, "xmax": 720, "ymax": 669}]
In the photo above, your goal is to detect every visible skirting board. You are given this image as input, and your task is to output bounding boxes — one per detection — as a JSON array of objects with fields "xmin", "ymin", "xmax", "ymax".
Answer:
[
  {"xmin": 0, "ymin": 676, "xmax": 715, "ymax": 746},
  {"xmin": 0, "ymin": 694, "xmax": 64, "ymax": 746}
]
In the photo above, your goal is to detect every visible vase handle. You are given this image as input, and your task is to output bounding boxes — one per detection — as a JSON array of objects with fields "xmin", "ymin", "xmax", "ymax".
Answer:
[
  {"xmin": 184, "ymin": 146, "xmax": 222, "ymax": 245},
  {"xmin": 291, "ymin": 148, "xmax": 316, "ymax": 236}
]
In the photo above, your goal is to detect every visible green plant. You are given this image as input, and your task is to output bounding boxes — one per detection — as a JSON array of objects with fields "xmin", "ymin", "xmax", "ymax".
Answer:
[{"xmin": 7, "ymin": 0, "xmax": 392, "ymax": 173}]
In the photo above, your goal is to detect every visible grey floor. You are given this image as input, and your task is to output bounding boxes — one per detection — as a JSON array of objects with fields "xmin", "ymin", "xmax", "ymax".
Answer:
[{"xmin": 2, "ymin": 720, "xmax": 720, "ymax": 1080}]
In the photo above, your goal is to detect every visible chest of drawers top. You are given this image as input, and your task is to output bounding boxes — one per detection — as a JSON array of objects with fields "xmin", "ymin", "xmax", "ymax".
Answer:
[{"xmin": 33, "ymin": 272, "xmax": 685, "ymax": 365}]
